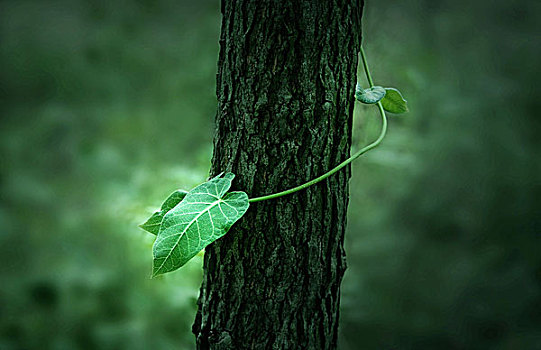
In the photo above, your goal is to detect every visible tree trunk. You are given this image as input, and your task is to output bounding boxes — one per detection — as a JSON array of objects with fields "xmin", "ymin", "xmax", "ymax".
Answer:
[{"xmin": 193, "ymin": 1, "xmax": 363, "ymax": 349}]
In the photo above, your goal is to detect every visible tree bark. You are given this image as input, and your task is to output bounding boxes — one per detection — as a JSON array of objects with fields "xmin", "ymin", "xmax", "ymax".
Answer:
[{"xmin": 193, "ymin": 1, "xmax": 363, "ymax": 349}]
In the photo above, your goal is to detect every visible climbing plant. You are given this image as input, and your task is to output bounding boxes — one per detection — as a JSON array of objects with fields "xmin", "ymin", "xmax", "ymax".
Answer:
[{"xmin": 140, "ymin": 46, "xmax": 408, "ymax": 277}]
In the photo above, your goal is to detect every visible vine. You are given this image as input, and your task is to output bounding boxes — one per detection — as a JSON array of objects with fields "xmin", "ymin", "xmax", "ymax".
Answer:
[{"xmin": 140, "ymin": 45, "xmax": 408, "ymax": 277}]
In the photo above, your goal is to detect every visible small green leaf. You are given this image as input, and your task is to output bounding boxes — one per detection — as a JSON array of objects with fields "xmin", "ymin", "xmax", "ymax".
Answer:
[
  {"xmin": 152, "ymin": 173, "xmax": 249, "ymax": 277},
  {"xmin": 140, "ymin": 190, "xmax": 188, "ymax": 235},
  {"xmin": 381, "ymin": 88, "xmax": 408, "ymax": 114},
  {"xmin": 355, "ymin": 84, "xmax": 386, "ymax": 104}
]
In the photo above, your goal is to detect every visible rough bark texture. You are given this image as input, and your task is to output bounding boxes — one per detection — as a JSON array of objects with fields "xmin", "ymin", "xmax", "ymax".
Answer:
[{"xmin": 193, "ymin": 1, "xmax": 363, "ymax": 349}]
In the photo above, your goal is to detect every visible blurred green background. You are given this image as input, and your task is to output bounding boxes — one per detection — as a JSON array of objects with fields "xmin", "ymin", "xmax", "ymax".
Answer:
[{"xmin": 1, "ymin": 0, "xmax": 539, "ymax": 349}]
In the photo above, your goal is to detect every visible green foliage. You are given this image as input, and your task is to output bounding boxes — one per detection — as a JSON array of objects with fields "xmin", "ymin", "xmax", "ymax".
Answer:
[
  {"xmin": 150, "ymin": 173, "xmax": 249, "ymax": 276},
  {"xmin": 355, "ymin": 85, "xmax": 386, "ymax": 104},
  {"xmin": 140, "ymin": 190, "xmax": 188, "ymax": 235},
  {"xmin": 2, "ymin": 0, "xmax": 539, "ymax": 349},
  {"xmin": 381, "ymin": 88, "xmax": 408, "ymax": 114}
]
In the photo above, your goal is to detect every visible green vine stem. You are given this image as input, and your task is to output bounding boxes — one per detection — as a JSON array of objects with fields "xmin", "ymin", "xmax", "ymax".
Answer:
[{"xmin": 248, "ymin": 46, "xmax": 388, "ymax": 203}]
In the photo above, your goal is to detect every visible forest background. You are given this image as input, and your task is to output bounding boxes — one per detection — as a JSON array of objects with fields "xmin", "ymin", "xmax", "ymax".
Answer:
[{"xmin": 1, "ymin": 0, "xmax": 539, "ymax": 349}]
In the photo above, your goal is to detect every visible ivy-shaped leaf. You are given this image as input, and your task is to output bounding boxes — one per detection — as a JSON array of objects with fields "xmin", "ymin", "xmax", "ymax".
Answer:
[
  {"xmin": 355, "ymin": 84, "xmax": 386, "ymax": 104},
  {"xmin": 152, "ymin": 173, "xmax": 249, "ymax": 277},
  {"xmin": 140, "ymin": 190, "xmax": 188, "ymax": 235},
  {"xmin": 381, "ymin": 87, "xmax": 408, "ymax": 114}
]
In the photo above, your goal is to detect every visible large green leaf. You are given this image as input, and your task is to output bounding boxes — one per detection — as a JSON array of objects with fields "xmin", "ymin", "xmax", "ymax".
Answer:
[
  {"xmin": 139, "ymin": 190, "xmax": 188, "ymax": 235},
  {"xmin": 381, "ymin": 87, "xmax": 408, "ymax": 114},
  {"xmin": 152, "ymin": 173, "xmax": 249, "ymax": 277}
]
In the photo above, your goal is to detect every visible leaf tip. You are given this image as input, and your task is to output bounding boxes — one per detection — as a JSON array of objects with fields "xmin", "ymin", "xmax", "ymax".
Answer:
[
  {"xmin": 151, "ymin": 267, "xmax": 163, "ymax": 279},
  {"xmin": 223, "ymin": 172, "xmax": 235, "ymax": 181},
  {"xmin": 211, "ymin": 172, "xmax": 224, "ymax": 180}
]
